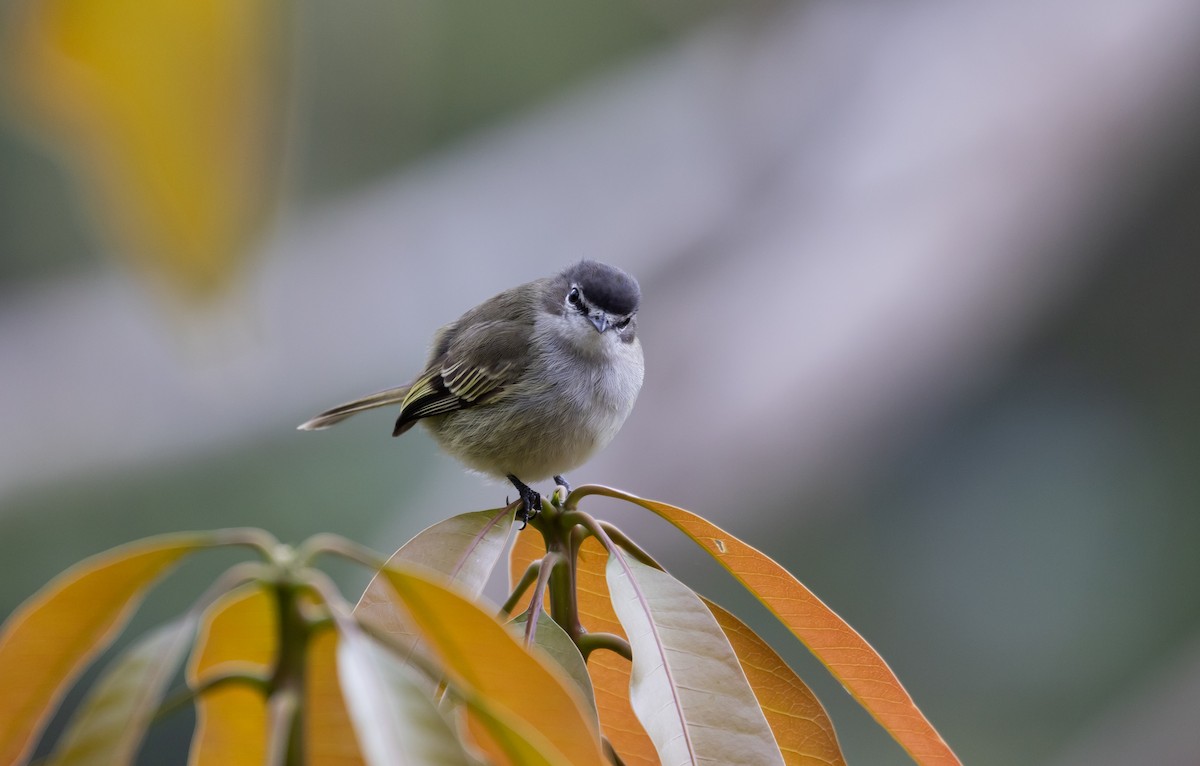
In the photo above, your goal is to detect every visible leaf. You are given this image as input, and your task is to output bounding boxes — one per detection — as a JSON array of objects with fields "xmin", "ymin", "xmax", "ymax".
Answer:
[
  {"xmin": 574, "ymin": 486, "xmax": 961, "ymax": 766},
  {"xmin": 703, "ymin": 598, "xmax": 845, "ymax": 766},
  {"xmin": 507, "ymin": 612, "xmax": 598, "ymax": 725},
  {"xmin": 187, "ymin": 584, "xmax": 276, "ymax": 766},
  {"xmin": 356, "ymin": 508, "xmax": 515, "ymax": 663},
  {"xmin": 509, "ymin": 533, "xmax": 657, "ymax": 766},
  {"xmin": 381, "ymin": 507, "xmax": 517, "ymax": 596},
  {"xmin": 5, "ymin": 0, "xmax": 284, "ymax": 300},
  {"xmin": 333, "ymin": 622, "xmax": 473, "ymax": 766},
  {"xmin": 606, "ymin": 552, "xmax": 785, "ymax": 766},
  {"xmin": 187, "ymin": 582, "xmax": 277, "ymax": 682},
  {"xmin": 0, "ymin": 533, "xmax": 207, "ymax": 766},
  {"xmin": 306, "ymin": 627, "xmax": 365, "ymax": 766},
  {"xmin": 45, "ymin": 616, "xmax": 198, "ymax": 766},
  {"xmin": 574, "ymin": 537, "xmax": 660, "ymax": 766},
  {"xmin": 507, "ymin": 526, "xmax": 548, "ymax": 612},
  {"xmin": 458, "ymin": 694, "xmax": 573, "ymax": 766},
  {"xmin": 372, "ymin": 562, "xmax": 606, "ymax": 766}
]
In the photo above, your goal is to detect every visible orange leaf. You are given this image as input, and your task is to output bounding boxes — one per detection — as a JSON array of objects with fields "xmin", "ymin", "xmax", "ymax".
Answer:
[
  {"xmin": 573, "ymin": 537, "xmax": 659, "ymax": 766},
  {"xmin": 0, "ymin": 534, "xmax": 206, "ymax": 766},
  {"xmin": 186, "ymin": 584, "xmax": 275, "ymax": 766},
  {"xmin": 572, "ymin": 486, "xmax": 961, "ymax": 766},
  {"xmin": 508, "ymin": 530, "xmax": 656, "ymax": 765},
  {"xmin": 373, "ymin": 563, "xmax": 606, "ymax": 766},
  {"xmin": 507, "ymin": 526, "xmax": 547, "ymax": 613},
  {"xmin": 5, "ymin": 0, "xmax": 284, "ymax": 300},
  {"xmin": 306, "ymin": 627, "xmax": 365, "ymax": 766},
  {"xmin": 461, "ymin": 696, "xmax": 573, "ymax": 766},
  {"xmin": 704, "ymin": 598, "xmax": 845, "ymax": 766}
]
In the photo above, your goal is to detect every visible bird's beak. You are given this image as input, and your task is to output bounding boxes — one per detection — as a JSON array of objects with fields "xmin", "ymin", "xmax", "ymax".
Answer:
[{"xmin": 588, "ymin": 312, "xmax": 610, "ymax": 333}]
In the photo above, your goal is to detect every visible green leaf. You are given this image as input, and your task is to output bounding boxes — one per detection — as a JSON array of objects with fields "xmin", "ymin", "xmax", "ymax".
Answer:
[
  {"xmin": 605, "ymin": 552, "xmax": 785, "ymax": 766},
  {"xmin": 508, "ymin": 612, "xmax": 598, "ymax": 726},
  {"xmin": 0, "ymin": 534, "xmax": 210, "ymax": 766},
  {"xmin": 45, "ymin": 617, "xmax": 197, "ymax": 766},
  {"xmin": 335, "ymin": 622, "xmax": 473, "ymax": 766}
]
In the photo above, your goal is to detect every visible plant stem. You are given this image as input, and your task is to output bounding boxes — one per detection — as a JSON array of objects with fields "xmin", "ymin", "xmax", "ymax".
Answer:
[
  {"xmin": 267, "ymin": 578, "xmax": 310, "ymax": 766},
  {"xmin": 576, "ymin": 632, "xmax": 633, "ymax": 661},
  {"xmin": 560, "ymin": 510, "xmax": 619, "ymax": 558},
  {"xmin": 296, "ymin": 533, "xmax": 387, "ymax": 571},
  {"xmin": 208, "ymin": 527, "xmax": 281, "ymax": 557},
  {"xmin": 153, "ymin": 670, "xmax": 271, "ymax": 722},
  {"xmin": 599, "ymin": 522, "xmax": 663, "ymax": 570},
  {"xmin": 540, "ymin": 507, "xmax": 587, "ymax": 643},
  {"xmin": 523, "ymin": 552, "xmax": 559, "ymax": 645},
  {"xmin": 500, "ymin": 559, "xmax": 541, "ymax": 616}
]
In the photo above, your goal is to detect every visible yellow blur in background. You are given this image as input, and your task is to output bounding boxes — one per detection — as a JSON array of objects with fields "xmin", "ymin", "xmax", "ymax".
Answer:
[{"xmin": 6, "ymin": 0, "xmax": 283, "ymax": 300}]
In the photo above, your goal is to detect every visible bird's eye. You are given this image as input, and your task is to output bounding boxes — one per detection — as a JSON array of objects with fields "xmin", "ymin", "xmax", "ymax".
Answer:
[
  {"xmin": 615, "ymin": 316, "xmax": 632, "ymax": 330},
  {"xmin": 567, "ymin": 287, "xmax": 582, "ymax": 308}
]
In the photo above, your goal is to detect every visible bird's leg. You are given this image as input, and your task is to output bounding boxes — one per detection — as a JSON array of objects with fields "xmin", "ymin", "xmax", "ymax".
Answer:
[
  {"xmin": 553, "ymin": 475, "xmax": 571, "ymax": 493},
  {"xmin": 507, "ymin": 474, "xmax": 542, "ymax": 524}
]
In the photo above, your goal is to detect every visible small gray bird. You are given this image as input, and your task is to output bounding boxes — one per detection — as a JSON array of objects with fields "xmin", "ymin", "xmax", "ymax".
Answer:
[{"xmin": 299, "ymin": 260, "xmax": 644, "ymax": 518}]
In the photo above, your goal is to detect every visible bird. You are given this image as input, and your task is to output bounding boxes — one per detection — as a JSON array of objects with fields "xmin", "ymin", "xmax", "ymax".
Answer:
[{"xmin": 299, "ymin": 260, "xmax": 644, "ymax": 520}]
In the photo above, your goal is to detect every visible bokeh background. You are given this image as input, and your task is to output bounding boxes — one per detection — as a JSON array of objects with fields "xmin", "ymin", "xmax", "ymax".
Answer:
[{"xmin": 3, "ymin": 0, "xmax": 1200, "ymax": 763}]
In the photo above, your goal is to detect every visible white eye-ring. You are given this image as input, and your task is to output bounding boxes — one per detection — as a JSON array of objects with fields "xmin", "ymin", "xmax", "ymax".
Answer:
[{"xmin": 567, "ymin": 287, "xmax": 583, "ymax": 308}]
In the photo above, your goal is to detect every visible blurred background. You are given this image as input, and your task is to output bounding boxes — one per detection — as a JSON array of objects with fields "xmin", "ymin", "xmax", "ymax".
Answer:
[{"xmin": 3, "ymin": 0, "xmax": 1200, "ymax": 763}]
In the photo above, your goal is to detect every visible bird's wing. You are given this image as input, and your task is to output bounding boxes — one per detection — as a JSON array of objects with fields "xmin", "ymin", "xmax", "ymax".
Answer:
[{"xmin": 392, "ymin": 319, "xmax": 530, "ymax": 436}]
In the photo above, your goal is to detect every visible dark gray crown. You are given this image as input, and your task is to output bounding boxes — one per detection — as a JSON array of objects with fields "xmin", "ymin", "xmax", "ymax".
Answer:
[{"xmin": 563, "ymin": 260, "xmax": 640, "ymax": 315}]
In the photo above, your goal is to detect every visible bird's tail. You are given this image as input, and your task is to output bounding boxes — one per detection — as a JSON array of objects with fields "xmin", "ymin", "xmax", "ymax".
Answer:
[{"xmin": 297, "ymin": 385, "xmax": 411, "ymax": 431}]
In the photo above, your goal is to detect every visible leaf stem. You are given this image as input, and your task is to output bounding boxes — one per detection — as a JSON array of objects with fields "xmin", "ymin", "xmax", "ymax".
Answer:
[
  {"xmin": 576, "ymin": 632, "xmax": 633, "ymax": 661},
  {"xmin": 296, "ymin": 533, "xmax": 387, "ymax": 571},
  {"xmin": 153, "ymin": 670, "xmax": 271, "ymax": 722},
  {"xmin": 207, "ymin": 527, "xmax": 281, "ymax": 558},
  {"xmin": 523, "ymin": 552, "xmax": 559, "ymax": 646},
  {"xmin": 560, "ymin": 510, "xmax": 619, "ymax": 558},
  {"xmin": 500, "ymin": 559, "xmax": 542, "ymax": 617},
  {"xmin": 599, "ymin": 522, "xmax": 663, "ymax": 570}
]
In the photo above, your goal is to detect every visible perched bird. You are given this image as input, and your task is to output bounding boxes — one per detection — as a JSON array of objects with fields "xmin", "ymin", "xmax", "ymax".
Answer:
[{"xmin": 299, "ymin": 260, "xmax": 644, "ymax": 518}]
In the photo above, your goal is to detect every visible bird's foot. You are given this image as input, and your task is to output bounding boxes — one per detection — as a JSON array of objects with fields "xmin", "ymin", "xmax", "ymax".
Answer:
[
  {"xmin": 506, "ymin": 474, "xmax": 542, "ymax": 527},
  {"xmin": 553, "ymin": 475, "xmax": 571, "ymax": 493}
]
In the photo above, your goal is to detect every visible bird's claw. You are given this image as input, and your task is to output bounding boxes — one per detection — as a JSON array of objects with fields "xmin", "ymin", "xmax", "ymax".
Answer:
[
  {"xmin": 516, "ymin": 487, "xmax": 541, "ymax": 526},
  {"xmin": 506, "ymin": 474, "xmax": 542, "ymax": 528}
]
